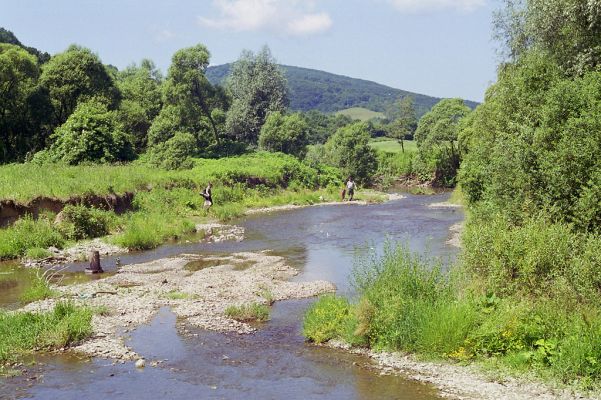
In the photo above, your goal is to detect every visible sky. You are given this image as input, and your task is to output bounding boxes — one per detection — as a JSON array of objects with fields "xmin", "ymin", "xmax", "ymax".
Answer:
[{"xmin": 1, "ymin": 0, "xmax": 500, "ymax": 102}]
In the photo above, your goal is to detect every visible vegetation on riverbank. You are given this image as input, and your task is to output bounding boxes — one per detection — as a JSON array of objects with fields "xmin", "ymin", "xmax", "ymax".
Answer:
[
  {"xmin": 306, "ymin": 0, "xmax": 601, "ymax": 393},
  {"xmin": 0, "ymin": 152, "xmax": 349, "ymax": 258},
  {"xmin": 0, "ymin": 301, "xmax": 93, "ymax": 365}
]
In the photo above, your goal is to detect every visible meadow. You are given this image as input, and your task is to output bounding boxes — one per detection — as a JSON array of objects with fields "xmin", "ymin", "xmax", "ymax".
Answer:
[{"xmin": 0, "ymin": 152, "xmax": 352, "ymax": 259}]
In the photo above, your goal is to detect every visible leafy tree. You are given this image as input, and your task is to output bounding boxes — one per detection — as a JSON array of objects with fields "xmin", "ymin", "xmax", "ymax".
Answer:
[
  {"xmin": 414, "ymin": 98, "xmax": 471, "ymax": 185},
  {"xmin": 494, "ymin": 0, "xmax": 601, "ymax": 75},
  {"xmin": 116, "ymin": 59, "xmax": 163, "ymax": 151},
  {"xmin": 40, "ymin": 45, "xmax": 119, "ymax": 126},
  {"xmin": 387, "ymin": 96, "xmax": 417, "ymax": 151},
  {"xmin": 258, "ymin": 112, "xmax": 309, "ymax": 158},
  {"xmin": 0, "ymin": 43, "xmax": 40, "ymax": 162},
  {"xmin": 0, "ymin": 27, "xmax": 50, "ymax": 63},
  {"xmin": 225, "ymin": 46, "xmax": 289, "ymax": 144},
  {"xmin": 37, "ymin": 99, "xmax": 134, "ymax": 164},
  {"xmin": 302, "ymin": 111, "xmax": 352, "ymax": 144},
  {"xmin": 324, "ymin": 122, "xmax": 378, "ymax": 184},
  {"xmin": 163, "ymin": 44, "xmax": 227, "ymax": 144}
]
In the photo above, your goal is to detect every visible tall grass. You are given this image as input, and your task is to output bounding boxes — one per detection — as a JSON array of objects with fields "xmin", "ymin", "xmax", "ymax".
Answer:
[
  {"xmin": 0, "ymin": 152, "xmax": 336, "ymax": 203},
  {"xmin": 0, "ymin": 216, "xmax": 65, "ymax": 260},
  {"xmin": 305, "ymin": 237, "xmax": 601, "ymax": 390},
  {"xmin": 0, "ymin": 301, "xmax": 93, "ymax": 364}
]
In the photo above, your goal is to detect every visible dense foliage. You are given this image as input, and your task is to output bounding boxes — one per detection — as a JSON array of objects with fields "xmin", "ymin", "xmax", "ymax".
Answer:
[
  {"xmin": 414, "ymin": 98, "xmax": 471, "ymax": 186},
  {"xmin": 323, "ymin": 122, "xmax": 378, "ymax": 184},
  {"xmin": 258, "ymin": 112, "xmax": 308, "ymax": 157},
  {"xmin": 224, "ymin": 47, "xmax": 288, "ymax": 144}
]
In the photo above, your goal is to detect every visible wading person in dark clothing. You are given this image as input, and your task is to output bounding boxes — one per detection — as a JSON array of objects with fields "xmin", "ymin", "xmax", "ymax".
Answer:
[{"xmin": 200, "ymin": 182, "xmax": 213, "ymax": 210}]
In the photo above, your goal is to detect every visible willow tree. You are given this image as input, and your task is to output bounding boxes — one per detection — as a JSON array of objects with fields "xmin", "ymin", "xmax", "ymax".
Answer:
[{"xmin": 225, "ymin": 46, "xmax": 289, "ymax": 144}]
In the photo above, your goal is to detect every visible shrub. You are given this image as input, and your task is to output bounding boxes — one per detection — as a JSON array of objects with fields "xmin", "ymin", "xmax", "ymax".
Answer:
[
  {"xmin": 303, "ymin": 295, "xmax": 355, "ymax": 344},
  {"xmin": 43, "ymin": 99, "xmax": 135, "ymax": 165},
  {"xmin": 56, "ymin": 205, "xmax": 112, "ymax": 241},
  {"xmin": 258, "ymin": 112, "xmax": 309, "ymax": 158},
  {"xmin": 145, "ymin": 131, "xmax": 197, "ymax": 170}
]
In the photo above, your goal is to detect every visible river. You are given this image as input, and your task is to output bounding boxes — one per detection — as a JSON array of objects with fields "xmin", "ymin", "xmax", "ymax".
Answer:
[{"xmin": 0, "ymin": 193, "xmax": 463, "ymax": 400}]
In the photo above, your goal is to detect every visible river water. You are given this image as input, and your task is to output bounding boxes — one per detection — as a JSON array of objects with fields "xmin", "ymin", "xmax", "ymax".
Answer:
[{"xmin": 1, "ymin": 193, "xmax": 463, "ymax": 400}]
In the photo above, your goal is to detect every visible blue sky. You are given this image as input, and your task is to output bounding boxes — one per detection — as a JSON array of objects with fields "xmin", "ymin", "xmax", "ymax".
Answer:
[{"xmin": 2, "ymin": 0, "xmax": 499, "ymax": 102}]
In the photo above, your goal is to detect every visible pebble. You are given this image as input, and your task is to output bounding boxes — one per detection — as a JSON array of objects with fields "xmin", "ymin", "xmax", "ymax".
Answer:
[{"xmin": 135, "ymin": 359, "xmax": 146, "ymax": 368}]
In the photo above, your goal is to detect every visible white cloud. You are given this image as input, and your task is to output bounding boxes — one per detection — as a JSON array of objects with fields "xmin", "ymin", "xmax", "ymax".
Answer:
[
  {"xmin": 198, "ymin": 0, "xmax": 332, "ymax": 36},
  {"xmin": 386, "ymin": 0, "xmax": 486, "ymax": 13}
]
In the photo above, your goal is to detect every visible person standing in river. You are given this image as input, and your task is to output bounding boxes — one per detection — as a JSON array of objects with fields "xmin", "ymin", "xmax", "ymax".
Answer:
[
  {"xmin": 200, "ymin": 182, "xmax": 213, "ymax": 210},
  {"xmin": 346, "ymin": 176, "xmax": 356, "ymax": 201}
]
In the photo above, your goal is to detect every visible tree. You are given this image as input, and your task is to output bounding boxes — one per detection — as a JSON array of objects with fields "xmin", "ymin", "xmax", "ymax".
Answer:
[
  {"xmin": 37, "ymin": 99, "xmax": 134, "ymax": 165},
  {"xmin": 225, "ymin": 46, "xmax": 289, "ymax": 144},
  {"xmin": 0, "ymin": 43, "xmax": 40, "ymax": 162},
  {"xmin": 40, "ymin": 45, "xmax": 119, "ymax": 126},
  {"xmin": 116, "ymin": 59, "xmax": 163, "ymax": 151},
  {"xmin": 324, "ymin": 122, "xmax": 378, "ymax": 184},
  {"xmin": 259, "ymin": 112, "xmax": 309, "ymax": 158},
  {"xmin": 494, "ymin": 0, "xmax": 601, "ymax": 75},
  {"xmin": 387, "ymin": 96, "xmax": 417, "ymax": 152},
  {"xmin": 414, "ymin": 98, "xmax": 471, "ymax": 185},
  {"xmin": 162, "ymin": 44, "xmax": 227, "ymax": 145}
]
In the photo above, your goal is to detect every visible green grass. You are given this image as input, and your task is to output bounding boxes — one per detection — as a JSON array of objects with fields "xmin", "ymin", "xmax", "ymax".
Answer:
[
  {"xmin": 0, "ymin": 152, "xmax": 346, "ymax": 258},
  {"xmin": 0, "ymin": 216, "xmax": 65, "ymax": 260},
  {"xmin": 369, "ymin": 139, "xmax": 418, "ymax": 154},
  {"xmin": 0, "ymin": 301, "xmax": 93, "ymax": 364},
  {"xmin": 163, "ymin": 291, "xmax": 193, "ymax": 300},
  {"xmin": 0, "ymin": 152, "xmax": 335, "ymax": 204},
  {"xmin": 20, "ymin": 276, "xmax": 56, "ymax": 303},
  {"xmin": 225, "ymin": 303, "xmax": 270, "ymax": 322},
  {"xmin": 336, "ymin": 107, "xmax": 385, "ymax": 121},
  {"xmin": 304, "ymin": 242, "xmax": 601, "ymax": 391}
]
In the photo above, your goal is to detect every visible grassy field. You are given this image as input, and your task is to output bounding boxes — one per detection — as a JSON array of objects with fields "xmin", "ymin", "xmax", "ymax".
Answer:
[
  {"xmin": 336, "ymin": 107, "xmax": 385, "ymax": 121},
  {"xmin": 0, "ymin": 152, "xmax": 337, "ymax": 204},
  {"xmin": 0, "ymin": 152, "xmax": 392, "ymax": 259},
  {"xmin": 369, "ymin": 139, "xmax": 417, "ymax": 154}
]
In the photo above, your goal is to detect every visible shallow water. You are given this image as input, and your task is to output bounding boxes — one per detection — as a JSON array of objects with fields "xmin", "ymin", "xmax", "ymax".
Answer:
[{"xmin": 1, "ymin": 193, "xmax": 463, "ymax": 400}]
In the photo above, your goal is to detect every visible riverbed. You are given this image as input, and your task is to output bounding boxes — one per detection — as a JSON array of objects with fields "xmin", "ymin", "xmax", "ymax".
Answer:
[{"xmin": 0, "ymin": 193, "xmax": 463, "ymax": 400}]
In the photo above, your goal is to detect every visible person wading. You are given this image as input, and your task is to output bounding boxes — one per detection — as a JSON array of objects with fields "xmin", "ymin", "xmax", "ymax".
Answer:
[
  {"xmin": 200, "ymin": 182, "xmax": 213, "ymax": 210},
  {"xmin": 346, "ymin": 176, "xmax": 356, "ymax": 201}
]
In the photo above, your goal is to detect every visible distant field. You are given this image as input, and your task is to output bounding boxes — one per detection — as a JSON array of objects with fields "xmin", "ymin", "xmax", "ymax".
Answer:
[
  {"xmin": 336, "ymin": 107, "xmax": 385, "ymax": 121},
  {"xmin": 369, "ymin": 139, "xmax": 417, "ymax": 153}
]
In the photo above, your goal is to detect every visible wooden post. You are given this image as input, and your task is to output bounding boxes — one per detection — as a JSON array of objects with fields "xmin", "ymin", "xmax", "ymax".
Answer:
[{"xmin": 85, "ymin": 250, "xmax": 103, "ymax": 274}]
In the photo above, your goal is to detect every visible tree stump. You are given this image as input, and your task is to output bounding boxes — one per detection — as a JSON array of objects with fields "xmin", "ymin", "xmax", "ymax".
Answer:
[{"xmin": 85, "ymin": 250, "xmax": 103, "ymax": 274}]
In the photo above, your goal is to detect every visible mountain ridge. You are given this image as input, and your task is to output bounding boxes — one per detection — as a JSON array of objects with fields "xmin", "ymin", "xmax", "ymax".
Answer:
[{"xmin": 206, "ymin": 63, "xmax": 479, "ymax": 117}]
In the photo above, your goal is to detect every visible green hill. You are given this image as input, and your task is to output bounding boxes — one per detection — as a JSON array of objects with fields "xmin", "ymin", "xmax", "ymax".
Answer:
[
  {"xmin": 206, "ymin": 63, "xmax": 478, "ymax": 117},
  {"xmin": 336, "ymin": 107, "xmax": 385, "ymax": 121}
]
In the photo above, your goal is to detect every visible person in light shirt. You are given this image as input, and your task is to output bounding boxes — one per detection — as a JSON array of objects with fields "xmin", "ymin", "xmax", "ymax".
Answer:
[{"xmin": 345, "ymin": 176, "xmax": 356, "ymax": 201}]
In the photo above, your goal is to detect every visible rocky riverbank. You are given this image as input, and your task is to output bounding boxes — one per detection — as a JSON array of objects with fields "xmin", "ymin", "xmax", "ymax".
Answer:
[
  {"xmin": 21, "ymin": 251, "xmax": 335, "ymax": 361},
  {"xmin": 328, "ymin": 341, "xmax": 592, "ymax": 400}
]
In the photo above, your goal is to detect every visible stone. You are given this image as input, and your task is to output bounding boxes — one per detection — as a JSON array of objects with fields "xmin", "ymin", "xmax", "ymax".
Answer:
[{"xmin": 135, "ymin": 359, "xmax": 146, "ymax": 368}]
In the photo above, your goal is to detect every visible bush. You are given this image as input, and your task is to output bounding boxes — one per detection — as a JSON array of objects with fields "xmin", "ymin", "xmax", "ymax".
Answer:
[
  {"xmin": 303, "ymin": 295, "xmax": 355, "ymax": 344},
  {"xmin": 42, "ymin": 99, "xmax": 135, "ymax": 165},
  {"xmin": 145, "ymin": 131, "xmax": 197, "ymax": 170},
  {"xmin": 56, "ymin": 205, "xmax": 112, "ymax": 241},
  {"xmin": 258, "ymin": 112, "xmax": 309, "ymax": 158}
]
